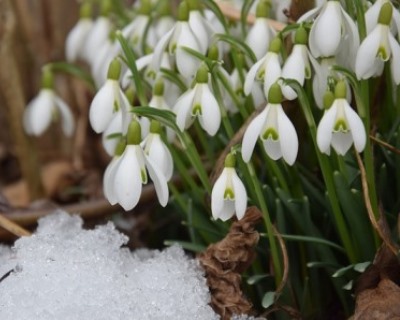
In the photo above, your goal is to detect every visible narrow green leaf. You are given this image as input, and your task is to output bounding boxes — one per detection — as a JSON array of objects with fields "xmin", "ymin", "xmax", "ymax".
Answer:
[
  {"xmin": 214, "ymin": 33, "xmax": 257, "ymax": 64},
  {"xmin": 48, "ymin": 62, "xmax": 95, "ymax": 90},
  {"xmin": 116, "ymin": 31, "xmax": 148, "ymax": 105},
  {"xmin": 160, "ymin": 68, "xmax": 188, "ymax": 92}
]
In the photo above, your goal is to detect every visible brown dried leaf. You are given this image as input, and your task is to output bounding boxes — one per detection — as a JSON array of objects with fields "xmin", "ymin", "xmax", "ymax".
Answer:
[
  {"xmin": 354, "ymin": 279, "xmax": 400, "ymax": 320},
  {"xmin": 198, "ymin": 206, "xmax": 262, "ymax": 319}
]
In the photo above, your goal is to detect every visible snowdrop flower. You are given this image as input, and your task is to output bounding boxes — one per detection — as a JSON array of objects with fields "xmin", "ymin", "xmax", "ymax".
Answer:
[
  {"xmin": 317, "ymin": 81, "xmax": 366, "ymax": 155},
  {"xmin": 244, "ymin": 37, "xmax": 282, "ymax": 98},
  {"xmin": 105, "ymin": 120, "xmax": 169, "ymax": 210},
  {"xmin": 82, "ymin": 0, "xmax": 113, "ymax": 65},
  {"xmin": 23, "ymin": 69, "xmax": 74, "ymax": 137},
  {"xmin": 242, "ymin": 83, "xmax": 298, "ymax": 165},
  {"xmin": 103, "ymin": 138, "xmax": 126, "ymax": 205},
  {"xmin": 187, "ymin": 0, "xmax": 209, "ymax": 54},
  {"xmin": 174, "ymin": 65, "xmax": 221, "ymax": 136},
  {"xmin": 211, "ymin": 153, "xmax": 247, "ymax": 221},
  {"xmin": 281, "ymin": 26, "xmax": 312, "ymax": 100},
  {"xmin": 65, "ymin": 3, "xmax": 93, "ymax": 62},
  {"xmin": 122, "ymin": 0, "xmax": 156, "ymax": 56},
  {"xmin": 141, "ymin": 120, "xmax": 173, "ymax": 181},
  {"xmin": 153, "ymin": 0, "xmax": 175, "ymax": 41},
  {"xmin": 365, "ymin": 0, "xmax": 400, "ymax": 35},
  {"xmin": 89, "ymin": 59, "xmax": 130, "ymax": 133},
  {"xmin": 355, "ymin": 2, "xmax": 400, "ymax": 84},
  {"xmin": 299, "ymin": 0, "xmax": 359, "ymax": 62},
  {"xmin": 151, "ymin": 1, "xmax": 201, "ymax": 79},
  {"xmin": 246, "ymin": 0, "xmax": 275, "ymax": 60}
]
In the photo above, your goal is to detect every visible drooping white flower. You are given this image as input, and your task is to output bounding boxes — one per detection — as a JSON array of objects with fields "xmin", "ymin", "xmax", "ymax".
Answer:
[
  {"xmin": 23, "ymin": 71, "xmax": 74, "ymax": 137},
  {"xmin": 83, "ymin": 15, "xmax": 112, "ymax": 65},
  {"xmin": 317, "ymin": 82, "xmax": 366, "ymax": 155},
  {"xmin": 151, "ymin": 1, "xmax": 201, "ymax": 79},
  {"xmin": 122, "ymin": 0, "xmax": 157, "ymax": 56},
  {"xmin": 281, "ymin": 26, "xmax": 312, "ymax": 100},
  {"xmin": 355, "ymin": 2, "xmax": 400, "ymax": 84},
  {"xmin": 105, "ymin": 120, "xmax": 169, "ymax": 210},
  {"xmin": 211, "ymin": 153, "xmax": 247, "ymax": 221},
  {"xmin": 299, "ymin": 0, "xmax": 359, "ymax": 64},
  {"xmin": 246, "ymin": 0, "xmax": 275, "ymax": 60},
  {"xmin": 141, "ymin": 120, "xmax": 173, "ymax": 181},
  {"xmin": 365, "ymin": 0, "xmax": 400, "ymax": 36},
  {"xmin": 174, "ymin": 65, "xmax": 221, "ymax": 136},
  {"xmin": 242, "ymin": 83, "xmax": 298, "ymax": 165},
  {"xmin": 91, "ymin": 39, "xmax": 120, "ymax": 88},
  {"xmin": 187, "ymin": 0, "xmax": 209, "ymax": 54},
  {"xmin": 244, "ymin": 37, "xmax": 282, "ymax": 98},
  {"xmin": 89, "ymin": 59, "xmax": 130, "ymax": 133},
  {"xmin": 65, "ymin": 3, "xmax": 93, "ymax": 62}
]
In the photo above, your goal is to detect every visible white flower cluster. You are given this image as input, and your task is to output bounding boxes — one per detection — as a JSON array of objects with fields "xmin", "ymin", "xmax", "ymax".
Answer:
[{"xmin": 22, "ymin": 0, "xmax": 400, "ymax": 220}]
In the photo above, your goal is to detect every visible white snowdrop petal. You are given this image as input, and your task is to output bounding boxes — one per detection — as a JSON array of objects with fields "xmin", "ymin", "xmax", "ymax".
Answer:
[
  {"xmin": 66, "ymin": 19, "xmax": 93, "ymax": 62},
  {"xmin": 310, "ymin": 2, "xmax": 342, "ymax": 57},
  {"xmin": 355, "ymin": 27, "xmax": 382, "ymax": 79},
  {"xmin": 263, "ymin": 139, "xmax": 282, "ymax": 160},
  {"xmin": 277, "ymin": 105, "xmax": 298, "ymax": 165},
  {"xmin": 339, "ymin": 7, "xmax": 360, "ymax": 69},
  {"xmin": 218, "ymin": 201, "xmax": 235, "ymax": 221},
  {"xmin": 231, "ymin": 172, "xmax": 247, "ymax": 220},
  {"xmin": 89, "ymin": 81, "xmax": 116, "ymax": 133},
  {"xmin": 103, "ymin": 156, "xmax": 120, "ymax": 205},
  {"xmin": 331, "ymin": 131, "xmax": 353, "ymax": 155},
  {"xmin": 263, "ymin": 54, "xmax": 282, "ymax": 97},
  {"xmin": 388, "ymin": 33, "xmax": 400, "ymax": 85},
  {"xmin": 211, "ymin": 171, "xmax": 227, "ymax": 220},
  {"xmin": 343, "ymin": 102, "xmax": 366, "ymax": 153},
  {"xmin": 244, "ymin": 57, "xmax": 266, "ymax": 96},
  {"xmin": 188, "ymin": 11, "xmax": 209, "ymax": 54},
  {"xmin": 246, "ymin": 18, "xmax": 272, "ymax": 60},
  {"xmin": 27, "ymin": 90, "xmax": 54, "ymax": 136},
  {"xmin": 241, "ymin": 107, "xmax": 268, "ymax": 162},
  {"xmin": 316, "ymin": 103, "xmax": 338, "ymax": 154},
  {"xmin": 102, "ymin": 112, "xmax": 123, "ymax": 156},
  {"xmin": 54, "ymin": 96, "xmax": 75, "ymax": 137},
  {"xmin": 84, "ymin": 17, "xmax": 111, "ymax": 64},
  {"xmin": 297, "ymin": 6, "xmax": 321, "ymax": 23},
  {"xmin": 199, "ymin": 85, "xmax": 221, "ymax": 136},
  {"xmin": 365, "ymin": 0, "xmax": 383, "ymax": 34},
  {"xmin": 145, "ymin": 155, "xmax": 169, "ymax": 207},
  {"xmin": 281, "ymin": 45, "xmax": 306, "ymax": 100},
  {"xmin": 175, "ymin": 23, "xmax": 201, "ymax": 79},
  {"xmin": 174, "ymin": 88, "xmax": 196, "ymax": 131},
  {"xmin": 147, "ymin": 135, "xmax": 174, "ymax": 181},
  {"xmin": 151, "ymin": 27, "xmax": 174, "ymax": 73},
  {"xmin": 113, "ymin": 146, "xmax": 143, "ymax": 211}
]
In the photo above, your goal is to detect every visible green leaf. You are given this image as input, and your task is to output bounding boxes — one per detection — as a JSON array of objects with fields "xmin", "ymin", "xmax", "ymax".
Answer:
[
  {"xmin": 213, "ymin": 33, "xmax": 257, "ymax": 64},
  {"xmin": 116, "ymin": 31, "xmax": 148, "ymax": 106},
  {"xmin": 241, "ymin": 0, "xmax": 256, "ymax": 37},
  {"xmin": 201, "ymin": 0, "xmax": 229, "ymax": 33},
  {"xmin": 105, "ymin": 132, "xmax": 123, "ymax": 140},
  {"xmin": 160, "ymin": 68, "xmax": 188, "ymax": 92},
  {"xmin": 163, "ymin": 240, "xmax": 206, "ymax": 253},
  {"xmin": 48, "ymin": 62, "xmax": 95, "ymax": 90},
  {"xmin": 261, "ymin": 291, "xmax": 276, "ymax": 309},
  {"xmin": 131, "ymin": 106, "xmax": 178, "ymax": 131}
]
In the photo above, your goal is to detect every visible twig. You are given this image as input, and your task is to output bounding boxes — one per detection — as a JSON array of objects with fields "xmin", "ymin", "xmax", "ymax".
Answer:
[
  {"xmin": 370, "ymin": 135, "xmax": 400, "ymax": 156},
  {"xmin": 355, "ymin": 151, "xmax": 399, "ymax": 255},
  {"xmin": 0, "ymin": 213, "xmax": 31, "ymax": 237}
]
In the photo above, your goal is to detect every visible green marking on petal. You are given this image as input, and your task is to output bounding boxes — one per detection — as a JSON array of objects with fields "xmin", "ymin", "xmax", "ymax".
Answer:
[
  {"xmin": 141, "ymin": 169, "xmax": 148, "ymax": 184},
  {"xmin": 333, "ymin": 119, "xmax": 348, "ymax": 132},
  {"xmin": 262, "ymin": 128, "xmax": 279, "ymax": 140},
  {"xmin": 377, "ymin": 46, "xmax": 388, "ymax": 61},
  {"xmin": 113, "ymin": 100, "xmax": 119, "ymax": 112},
  {"xmin": 256, "ymin": 69, "xmax": 265, "ymax": 80},
  {"xmin": 192, "ymin": 104, "xmax": 202, "ymax": 116},
  {"xmin": 224, "ymin": 188, "xmax": 235, "ymax": 200}
]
